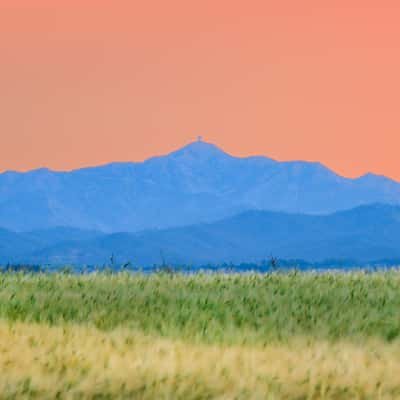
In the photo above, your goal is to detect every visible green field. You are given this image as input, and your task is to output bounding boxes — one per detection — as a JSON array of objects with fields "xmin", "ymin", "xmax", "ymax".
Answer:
[{"xmin": 1, "ymin": 271, "xmax": 400, "ymax": 399}]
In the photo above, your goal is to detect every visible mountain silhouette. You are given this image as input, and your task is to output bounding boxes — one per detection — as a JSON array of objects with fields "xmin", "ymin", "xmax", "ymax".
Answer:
[{"xmin": 1, "ymin": 140, "xmax": 400, "ymax": 232}]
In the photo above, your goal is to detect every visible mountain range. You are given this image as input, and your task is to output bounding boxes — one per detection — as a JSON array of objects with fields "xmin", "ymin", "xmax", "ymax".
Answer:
[
  {"xmin": 2, "ymin": 204, "xmax": 400, "ymax": 266},
  {"xmin": 1, "ymin": 140, "xmax": 400, "ymax": 232}
]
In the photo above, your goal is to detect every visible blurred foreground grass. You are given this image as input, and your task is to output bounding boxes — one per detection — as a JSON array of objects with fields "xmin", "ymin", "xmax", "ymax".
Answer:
[{"xmin": 1, "ymin": 271, "xmax": 400, "ymax": 399}]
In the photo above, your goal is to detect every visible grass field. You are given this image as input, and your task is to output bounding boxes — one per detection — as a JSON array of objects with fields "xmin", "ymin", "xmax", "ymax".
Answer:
[{"xmin": 1, "ymin": 271, "xmax": 400, "ymax": 399}]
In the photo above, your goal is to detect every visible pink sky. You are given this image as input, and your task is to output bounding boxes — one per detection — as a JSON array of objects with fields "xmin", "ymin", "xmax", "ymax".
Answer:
[{"xmin": 1, "ymin": 1, "xmax": 400, "ymax": 180}]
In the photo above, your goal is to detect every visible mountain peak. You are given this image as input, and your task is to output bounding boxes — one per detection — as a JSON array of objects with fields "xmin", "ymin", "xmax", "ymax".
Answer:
[{"xmin": 168, "ymin": 140, "xmax": 232, "ymax": 160}]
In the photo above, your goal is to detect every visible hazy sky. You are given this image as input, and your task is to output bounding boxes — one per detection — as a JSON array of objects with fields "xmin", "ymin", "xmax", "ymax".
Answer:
[{"xmin": 1, "ymin": 1, "xmax": 400, "ymax": 180}]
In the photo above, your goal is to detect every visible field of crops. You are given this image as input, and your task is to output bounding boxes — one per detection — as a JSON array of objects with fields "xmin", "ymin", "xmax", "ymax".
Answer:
[{"xmin": 1, "ymin": 271, "xmax": 400, "ymax": 399}]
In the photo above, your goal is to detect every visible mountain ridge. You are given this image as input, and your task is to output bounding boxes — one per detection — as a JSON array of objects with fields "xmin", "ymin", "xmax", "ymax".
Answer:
[
  {"xmin": 1, "ymin": 140, "xmax": 400, "ymax": 232},
  {"xmin": 1, "ymin": 203, "xmax": 400, "ymax": 266}
]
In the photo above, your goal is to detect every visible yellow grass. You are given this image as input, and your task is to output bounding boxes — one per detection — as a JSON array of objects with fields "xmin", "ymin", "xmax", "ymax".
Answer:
[{"xmin": 1, "ymin": 321, "xmax": 400, "ymax": 399}]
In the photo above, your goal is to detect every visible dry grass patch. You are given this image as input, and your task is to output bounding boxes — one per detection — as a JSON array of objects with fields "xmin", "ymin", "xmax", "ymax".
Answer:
[{"xmin": 0, "ymin": 321, "xmax": 399, "ymax": 399}]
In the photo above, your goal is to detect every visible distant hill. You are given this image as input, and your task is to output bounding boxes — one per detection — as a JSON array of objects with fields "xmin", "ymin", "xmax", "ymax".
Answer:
[
  {"xmin": 0, "ymin": 227, "xmax": 103, "ymax": 264},
  {"xmin": 1, "ymin": 140, "xmax": 400, "ymax": 232},
  {"xmin": 3, "ymin": 204, "xmax": 400, "ymax": 266},
  {"xmin": 23, "ymin": 227, "xmax": 103, "ymax": 247}
]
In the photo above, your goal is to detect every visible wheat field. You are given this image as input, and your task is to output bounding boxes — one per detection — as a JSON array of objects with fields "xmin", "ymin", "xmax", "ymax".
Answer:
[{"xmin": 1, "ymin": 271, "xmax": 400, "ymax": 399}]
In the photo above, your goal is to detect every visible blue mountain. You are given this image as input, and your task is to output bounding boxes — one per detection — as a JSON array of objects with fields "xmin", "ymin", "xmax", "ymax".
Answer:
[
  {"xmin": 3, "ymin": 204, "xmax": 400, "ymax": 265},
  {"xmin": 0, "ymin": 226, "xmax": 103, "ymax": 262},
  {"xmin": 1, "ymin": 140, "xmax": 400, "ymax": 232}
]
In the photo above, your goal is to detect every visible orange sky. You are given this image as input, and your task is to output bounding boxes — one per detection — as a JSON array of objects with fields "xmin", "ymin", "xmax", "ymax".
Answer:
[{"xmin": 1, "ymin": 1, "xmax": 400, "ymax": 180}]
